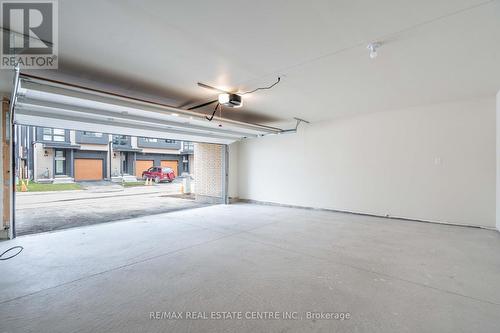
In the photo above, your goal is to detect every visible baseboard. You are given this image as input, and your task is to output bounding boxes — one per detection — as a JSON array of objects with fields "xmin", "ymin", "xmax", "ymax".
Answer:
[
  {"xmin": 228, "ymin": 197, "xmax": 239, "ymax": 204},
  {"xmin": 238, "ymin": 199, "xmax": 497, "ymax": 231}
]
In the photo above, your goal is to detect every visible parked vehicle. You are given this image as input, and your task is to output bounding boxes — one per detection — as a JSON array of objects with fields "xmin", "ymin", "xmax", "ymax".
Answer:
[{"xmin": 142, "ymin": 166, "xmax": 175, "ymax": 183}]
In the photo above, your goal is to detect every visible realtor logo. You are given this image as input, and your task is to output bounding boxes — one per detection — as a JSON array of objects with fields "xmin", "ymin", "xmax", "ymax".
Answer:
[{"xmin": 1, "ymin": 0, "xmax": 58, "ymax": 69}]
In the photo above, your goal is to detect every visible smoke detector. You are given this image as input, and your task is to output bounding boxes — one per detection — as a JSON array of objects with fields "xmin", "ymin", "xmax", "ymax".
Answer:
[{"xmin": 367, "ymin": 42, "xmax": 382, "ymax": 59}]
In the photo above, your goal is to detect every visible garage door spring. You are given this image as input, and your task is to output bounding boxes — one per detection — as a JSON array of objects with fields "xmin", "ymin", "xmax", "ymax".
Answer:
[{"xmin": 0, "ymin": 246, "xmax": 23, "ymax": 261}]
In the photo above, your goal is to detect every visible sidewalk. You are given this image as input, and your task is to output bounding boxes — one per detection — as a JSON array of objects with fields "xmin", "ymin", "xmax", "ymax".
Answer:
[{"xmin": 16, "ymin": 182, "xmax": 182, "ymax": 206}]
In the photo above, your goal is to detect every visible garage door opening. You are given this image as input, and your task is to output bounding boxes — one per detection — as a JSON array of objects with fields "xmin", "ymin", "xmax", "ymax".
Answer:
[
  {"xmin": 5, "ymin": 72, "xmax": 280, "ymax": 238},
  {"xmin": 13, "ymin": 124, "xmax": 227, "ymax": 235}
]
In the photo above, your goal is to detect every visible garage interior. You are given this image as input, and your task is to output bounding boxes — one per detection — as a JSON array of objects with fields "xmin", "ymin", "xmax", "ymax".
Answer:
[{"xmin": 1, "ymin": 1, "xmax": 500, "ymax": 332}]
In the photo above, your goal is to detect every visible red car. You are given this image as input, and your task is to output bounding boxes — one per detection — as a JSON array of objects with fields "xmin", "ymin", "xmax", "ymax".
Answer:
[{"xmin": 142, "ymin": 166, "xmax": 175, "ymax": 183}]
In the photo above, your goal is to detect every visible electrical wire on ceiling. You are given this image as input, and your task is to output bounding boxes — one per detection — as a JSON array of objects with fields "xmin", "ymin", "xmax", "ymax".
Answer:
[
  {"xmin": 206, "ymin": 102, "xmax": 220, "ymax": 121},
  {"xmin": 239, "ymin": 77, "xmax": 281, "ymax": 95},
  {"xmin": 204, "ymin": 102, "xmax": 226, "ymax": 126},
  {"xmin": 204, "ymin": 77, "xmax": 281, "ymax": 122}
]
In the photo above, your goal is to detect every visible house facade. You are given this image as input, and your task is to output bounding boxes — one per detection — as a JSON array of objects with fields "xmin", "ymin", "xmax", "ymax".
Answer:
[{"xmin": 15, "ymin": 125, "xmax": 194, "ymax": 183}]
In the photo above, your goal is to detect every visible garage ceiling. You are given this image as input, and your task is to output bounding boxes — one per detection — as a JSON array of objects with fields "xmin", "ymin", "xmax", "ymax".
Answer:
[{"xmin": 2, "ymin": 0, "xmax": 500, "ymax": 127}]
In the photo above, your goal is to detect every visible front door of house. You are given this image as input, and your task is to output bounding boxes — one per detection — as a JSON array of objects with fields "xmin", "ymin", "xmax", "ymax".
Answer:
[
  {"xmin": 54, "ymin": 149, "xmax": 66, "ymax": 176},
  {"xmin": 121, "ymin": 152, "xmax": 128, "ymax": 174}
]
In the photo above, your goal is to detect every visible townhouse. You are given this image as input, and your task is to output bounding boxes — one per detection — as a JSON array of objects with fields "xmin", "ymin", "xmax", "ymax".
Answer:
[{"xmin": 15, "ymin": 125, "xmax": 193, "ymax": 183}]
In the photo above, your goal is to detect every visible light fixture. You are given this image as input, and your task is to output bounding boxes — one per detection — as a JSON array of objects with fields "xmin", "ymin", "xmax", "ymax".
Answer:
[
  {"xmin": 217, "ymin": 93, "xmax": 242, "ymax": 108},
  {"xmin": 367, "ymin": 42, "xmax": 381, "ymax": 59},
  {"xmin": 171, "ymin": 113, "xmax": 179, "ymax": 117},
  {"xmin": 218, "ymin": 93, "xmax": 230, "ymax": 104}
]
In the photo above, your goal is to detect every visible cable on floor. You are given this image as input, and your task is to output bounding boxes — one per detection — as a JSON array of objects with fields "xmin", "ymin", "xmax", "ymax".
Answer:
[{"xmin": 0, "ymin": 246, "xmax": 23, "ymax": 260}]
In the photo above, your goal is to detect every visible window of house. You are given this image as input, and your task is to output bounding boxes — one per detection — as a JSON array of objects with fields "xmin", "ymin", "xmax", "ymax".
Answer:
[
  {"xmin": 183, "ymin": 141, "xmax": 194, "ymax": 150},
  {"xmin": 112, "ymin": 135, "xmax": 129, "ymax": 145},
  {"xmin": 43, "ymin": 128, "xmax": 65, "ymax": 142},
  {"xmin": 83, "ymin": 131, "xmax": 103, "ymax": 138},
  {"xmin": 141, "ymin": 138, "xmax": 176, "ymax": 144}
]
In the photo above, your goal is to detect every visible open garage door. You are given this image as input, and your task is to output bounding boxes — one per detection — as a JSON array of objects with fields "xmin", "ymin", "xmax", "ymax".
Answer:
[{"xmin": 13, "ymin": 74, "xmax": 282, "ymax": 144}]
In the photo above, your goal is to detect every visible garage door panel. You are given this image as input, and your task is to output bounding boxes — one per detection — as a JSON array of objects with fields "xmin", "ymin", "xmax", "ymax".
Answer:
[
  {"xmin": 75, "ymin": 159, "xmax": 103, "ymax": 181},
  {"xmin": 161, "ymin": 160, "xmax": 178, "ymax": 177},
  {"xmin": 14, "ymin": 76, "xmax": 282, "ymax": 146},
  {"xmin": 135, "ymin": 160, "xmax": 153, "ymax": 178}
]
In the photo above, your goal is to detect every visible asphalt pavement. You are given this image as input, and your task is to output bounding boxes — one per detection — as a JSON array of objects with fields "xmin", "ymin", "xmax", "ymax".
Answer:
[{"xmin": 15, "ymin": 181, "xmax": 208, "ymax": 235}]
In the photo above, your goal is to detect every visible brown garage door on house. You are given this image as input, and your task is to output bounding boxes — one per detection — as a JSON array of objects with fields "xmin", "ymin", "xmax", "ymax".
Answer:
[
  {"xmin": 161, "ymin": 160, "xmax": 178, "ymax": 177},
  {"xmin": 135, "ymin": 160, "xmax": 154, "ymax": 178},
  {"xmin": 74, "ymin": 159, "xmax": 103, "ymax": 181}
]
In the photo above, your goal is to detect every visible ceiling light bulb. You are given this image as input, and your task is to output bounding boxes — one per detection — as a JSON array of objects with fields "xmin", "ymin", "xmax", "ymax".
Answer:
[{"xmin": 218, "ymin": 93, "xmax": 230, "ymax": 104}]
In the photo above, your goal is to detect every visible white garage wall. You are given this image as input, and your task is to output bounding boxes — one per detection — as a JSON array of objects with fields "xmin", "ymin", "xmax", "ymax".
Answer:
[{"xmin": 238, "ymin": 98, "xmax": 496, "ymax": 228}]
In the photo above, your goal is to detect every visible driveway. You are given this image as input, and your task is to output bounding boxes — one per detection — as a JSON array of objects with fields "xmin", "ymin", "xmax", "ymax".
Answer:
[{"xmin": 15, "ymin": 181, "xmax": 209, "ymax": 235}]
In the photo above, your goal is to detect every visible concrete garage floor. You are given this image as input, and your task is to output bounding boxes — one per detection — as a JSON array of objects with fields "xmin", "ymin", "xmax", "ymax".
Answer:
[
  {"xmin": 1, "ymin": 203, "xmax": 499, "ymax": 332},
  {"xmin": 15, "ymin": 181, "xmax": 207, "ymax": 235}
]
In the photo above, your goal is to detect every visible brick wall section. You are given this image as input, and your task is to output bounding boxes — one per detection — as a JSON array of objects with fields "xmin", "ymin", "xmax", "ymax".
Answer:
[{"xmin": 193, "ymin": 143, "xmax": 224, "ymax": 201}]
